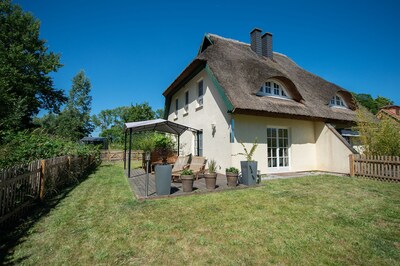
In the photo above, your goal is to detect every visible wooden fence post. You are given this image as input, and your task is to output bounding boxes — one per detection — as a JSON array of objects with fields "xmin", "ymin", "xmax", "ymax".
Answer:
[
  {"xmin": 39, "ymin": 159, "xmax": 46, "ymax": 200},
  {"xmin": 67, "ymin": 156, "xmax": 71, "ymax": 178},
  {"xmin": 349, "ymin": 154, "xmax": 355, "ymax": 177}
]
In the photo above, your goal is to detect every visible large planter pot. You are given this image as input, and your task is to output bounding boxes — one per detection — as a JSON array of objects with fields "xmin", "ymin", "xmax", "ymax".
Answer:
[
  {"xmin": 226, "ymin": 172, "xmax": 238, "ymax": 187},
  {"xmin": 240, "ymin": 161, "xmax": 258, "ymax": 186},
  {"xmin": 155, "ymin": 164, "xmax": 172, "ymax": 195},
  {"xmin": 204, "ymin": 173, "xmax": 217, "ymax": 190},
  {"xmin": 181, "ymin": 175, "xmax": 194, "ymax": 192}
]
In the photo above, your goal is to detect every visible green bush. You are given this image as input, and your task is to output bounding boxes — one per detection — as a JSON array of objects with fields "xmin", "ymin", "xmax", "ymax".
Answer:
[
  {"xmin": 355, "ymin": 107, "xmax": 400, "ymax": 156},
  {"xmin": 0, "ymin": 129, "xmax": 100, "ymax": 169},
  {"xmin": 181, "ymin": 169, "xmax": 193, "ymax": 175},
  {"xmin": 226, "ymin": 167, "xmax": 239, "ymax": 174}
]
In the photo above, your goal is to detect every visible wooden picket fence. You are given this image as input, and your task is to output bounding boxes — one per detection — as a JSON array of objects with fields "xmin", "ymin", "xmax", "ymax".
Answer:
[
  {"xmin": 349, "ymin": 154, "xmax": 400, "ymax": 181},
  {"xmin": 0, "ymin": 155, "xmax": 97, "ymax": 227},
  {"xmin": 100, "ymin": 150, "xmax": 143, "ymax": 162}
]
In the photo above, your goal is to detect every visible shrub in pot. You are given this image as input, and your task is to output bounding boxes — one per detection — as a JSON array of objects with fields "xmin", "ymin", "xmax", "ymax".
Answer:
[
  {"xmin": 236, "ymin": 139, "xmax": 258, "ymax": 186},
  {"xmin": 204, "ymin": 159, "xmax": 219, "ymax": 190},
  {"xmin": 181, "ymin": 169, "xmax": 194, "ymax": 192},
  {"xmin": 153, "ymin": 135, "xmax": 175, "ymax": 195},
  {"xmin": 225, "ymin": 167, "xmax": 239, "ymax": 187}
]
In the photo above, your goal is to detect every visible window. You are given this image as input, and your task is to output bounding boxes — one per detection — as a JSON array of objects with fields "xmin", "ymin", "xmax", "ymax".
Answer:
[
  {"xmin": 258, "ymin": 80, "xmax": 290, "ymax": 99},
  {"xmin": 194, "ymin": 131, "xmax": 203, "ymax": 156},
  {"xmin": 267, "ymin": 128, "xmax": 289, "ymax": 169},
  {"xmin": 197, "ymin": 80, "xmax": 204, "ymax": 107},
  {"xmin": 330, "ymin": 95, "xmax": 347, "ymax": 108},
  {"xmin": 174, "ymin": 98, "xmax": 178, "ymax": 118},
  {"xmin": 184, "ymin": 91, "xmax": 189, "ymax": 112},
  {"xmin": 230, "ymin": 118, "xmax": 235, "ymax": 143}
]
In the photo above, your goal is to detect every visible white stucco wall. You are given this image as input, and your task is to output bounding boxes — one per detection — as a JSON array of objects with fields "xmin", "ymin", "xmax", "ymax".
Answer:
[
  {"xmin": 166, "ymin": 70, "xmax": 232, "ymax": 173},
  {"xmin": 232, "ymin": 115, "xmax": 318, "ymax": 174},
  {"xmin": 315, "ymin": 123, "xmax": 353, "ymax": 174},
  {"xmin": 166, "ymin": 71, "xmax": 353, "ymax": 175}
]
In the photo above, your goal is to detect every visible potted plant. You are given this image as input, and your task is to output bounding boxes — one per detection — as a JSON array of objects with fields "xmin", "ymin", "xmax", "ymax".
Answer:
[
  {"xmin": 180, "ymin": 169, "xmax": 194, "ymax": 192},
  {"xmin": 204, "ymin": 159, "xmax": 219, "ymax": 190},
  {"xmin": 236, "ymin": 139, "xmax": 258, "ymax": 186},
  {"xmin": 153, "ymin": 134, "xmax": 175, "ymax": 195},
  {"xmin": 225, "ymin": 167, "xmax": 239, "ymax": 187}
]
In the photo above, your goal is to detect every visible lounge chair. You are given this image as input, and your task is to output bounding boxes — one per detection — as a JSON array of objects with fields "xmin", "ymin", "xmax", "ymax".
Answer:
[
  {"xmin": 171, "ymin": 155, "xmax": 191, "ymax": 174},
  {"xmin": 172, "ymin": 156, "xmax": 207, "ymax": 182}
]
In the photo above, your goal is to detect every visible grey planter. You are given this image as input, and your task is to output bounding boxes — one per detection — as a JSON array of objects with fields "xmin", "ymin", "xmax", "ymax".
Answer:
[
  {"xmin": 155, "ymin": 164, "xmax": 172, "ymax": 195},
  {"xmin": 240, "ymin": 161, "xmax": 258, "ymax": 186},
  {"xmin": 181, "ymin": 175, "xmax": 194, "ymax": 192}
]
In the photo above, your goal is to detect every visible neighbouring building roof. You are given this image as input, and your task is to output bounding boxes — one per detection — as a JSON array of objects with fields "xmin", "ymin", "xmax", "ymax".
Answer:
[
  {"xmin": 163, "ymin": 33, "xmax": 357, "ymax": 123},
  {"xmin": 377, "ymin": 105, "xmax": 400, "ymax": 122}
]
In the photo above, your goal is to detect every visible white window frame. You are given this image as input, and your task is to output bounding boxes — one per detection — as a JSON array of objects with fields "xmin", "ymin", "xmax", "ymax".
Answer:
[
  {"xmin": 257, "ymin": 79, "xmax": 291, "ymax": 100},
  {"xmin": 184, "ymin": 90, "xmax": 189, "ymax": 114},
  {"xmin": 174, "ymin": 98, "xmax": 179, "ymax": 119},
  {"xmin": 197, "ymin": 79, "xmax": 204, "ymax": 108},
  {"xmin": 266, "ymin": 126, "xmax": 290, "ymax": 173},
  {"xmin": 329, "ymin": 95, "xmax": 348, "ymax": 108}
]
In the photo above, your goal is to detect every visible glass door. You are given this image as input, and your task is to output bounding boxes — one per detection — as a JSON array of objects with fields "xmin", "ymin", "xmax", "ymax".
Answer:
[{"xmin": 267, "ymin": 128, "xmax": 289, "ymax": 171}]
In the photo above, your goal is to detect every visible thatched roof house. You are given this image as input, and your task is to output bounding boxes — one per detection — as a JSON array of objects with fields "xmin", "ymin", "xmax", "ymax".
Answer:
[
  {"xmin": 164, "ymin": 30, "xmax": 356, "ymax": 123},
  {"xmin": 163, "ymin": 29, "xmax": 357, "ymax": 175}
]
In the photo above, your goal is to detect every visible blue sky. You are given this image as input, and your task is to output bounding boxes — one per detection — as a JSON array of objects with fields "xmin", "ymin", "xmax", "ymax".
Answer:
[{"xmin": 16, "ymin": 0, "xmax": 400, "ymax": 118}]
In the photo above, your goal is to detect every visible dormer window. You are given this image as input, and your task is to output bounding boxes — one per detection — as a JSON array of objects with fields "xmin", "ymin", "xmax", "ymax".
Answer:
[
  {"xmin": 330, "ymin": 95, "xmax": 347, "ymax": 108},
  {"xmin": 258, "ymin": 80, "xmax": 290, "ymax": 99}
]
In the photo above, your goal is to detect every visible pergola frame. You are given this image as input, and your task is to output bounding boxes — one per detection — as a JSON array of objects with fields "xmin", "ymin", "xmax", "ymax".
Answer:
[{"xmin": 124, "ymin": 119, "xmax": 199, "ymax": 177}]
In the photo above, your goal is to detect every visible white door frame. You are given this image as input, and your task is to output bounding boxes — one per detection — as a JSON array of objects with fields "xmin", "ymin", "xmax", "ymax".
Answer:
[{"xmin": 266, "ymin": 126, "xmax": 291, "ymax": 173}]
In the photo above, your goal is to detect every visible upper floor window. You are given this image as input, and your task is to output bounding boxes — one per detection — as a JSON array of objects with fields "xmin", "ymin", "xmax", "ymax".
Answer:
[
  {"xmin": 184, "ymin": 91, "xmax": 189, "ymax": 112},
  {"xmin": 197, "ymin": 80, "xmax": 204, "ymax": 107},
  {"xmin": 330, "ymin": 95, "xmax": 347, "ymax": 108},
  {"xmin": 174, "ymin": 98, "xmax": 179, "ymax": 117},
  {"xmin": 258, "ymin": 80, "xmax": 290, "ymax": 99}
]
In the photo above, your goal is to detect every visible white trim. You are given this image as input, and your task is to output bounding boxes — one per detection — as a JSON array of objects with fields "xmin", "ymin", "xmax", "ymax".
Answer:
[
  {"xmin": 266, "ymin": 126, "xmax": 291, "ymax": 173},
  {"xmin": 329, "ymin": 95, "xmax": 348, "ymax": 108},
  {"xmin": 258, "ymin": 79, "xmax": 291, "ymax": 100}
]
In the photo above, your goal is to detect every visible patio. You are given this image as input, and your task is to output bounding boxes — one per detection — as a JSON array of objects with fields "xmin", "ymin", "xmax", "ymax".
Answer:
[{"xmin": 127, "ymin": 168, "xmax": 250, "ymax": 199}]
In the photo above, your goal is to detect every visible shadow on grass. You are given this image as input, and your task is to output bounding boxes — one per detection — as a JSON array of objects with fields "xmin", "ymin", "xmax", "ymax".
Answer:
[{"xmin": 0, "ymin": 164, "xmax": 101, "ymax": 265}]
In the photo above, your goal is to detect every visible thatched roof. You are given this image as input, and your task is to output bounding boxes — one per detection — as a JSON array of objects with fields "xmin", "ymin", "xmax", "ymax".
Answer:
[{"xmin": 164, "ymin": 33, "xmax": 357, "ymax": 122}]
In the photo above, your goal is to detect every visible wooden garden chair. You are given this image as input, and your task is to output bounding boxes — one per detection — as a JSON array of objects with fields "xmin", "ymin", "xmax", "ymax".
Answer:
[
  {"xmin": 172, "ymin": 156, "xmax": 207, "ymax": 182},
  {"xmin": 171, "ymin": 155, "xmax": 191, "ymax": 174}
]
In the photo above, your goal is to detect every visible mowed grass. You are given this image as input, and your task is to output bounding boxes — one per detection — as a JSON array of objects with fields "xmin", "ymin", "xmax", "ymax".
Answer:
[{"xmin": 4, "ymin": 163, "xmax": 400, "ymax": 265}]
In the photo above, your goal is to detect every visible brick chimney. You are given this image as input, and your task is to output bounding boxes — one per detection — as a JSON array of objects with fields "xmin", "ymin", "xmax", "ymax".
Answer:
[
  {"xmin": 250, "ymin": 28, "xmax": 262, "ymax": 56},
  {"xmin": 262, "ymin": 32, "xmax": 273, "ymax": 59}
]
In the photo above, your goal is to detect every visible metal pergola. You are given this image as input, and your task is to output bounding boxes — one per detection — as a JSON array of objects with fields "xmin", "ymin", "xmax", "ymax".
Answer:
[{"xmin": 124, "ymin": 119, "xmax": 199, "ymax": 177}]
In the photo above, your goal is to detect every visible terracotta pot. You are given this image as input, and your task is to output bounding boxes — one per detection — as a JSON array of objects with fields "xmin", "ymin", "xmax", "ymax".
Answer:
[
  {"xmin": 204, "ymin": 173, "xmax": 217, "ymax": 190},
  {"xmin": 226, "ymin": 172, "xmax": 238, "ymax": 187},
  {"xmin": 181, "ymin": 175, "xmax": 194, "ymax": 192}
]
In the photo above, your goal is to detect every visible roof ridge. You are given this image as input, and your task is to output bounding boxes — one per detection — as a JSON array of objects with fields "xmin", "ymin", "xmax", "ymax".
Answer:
[{"xmin": 207, "ymin": 33, "xmax": 250, "ymax": 46}]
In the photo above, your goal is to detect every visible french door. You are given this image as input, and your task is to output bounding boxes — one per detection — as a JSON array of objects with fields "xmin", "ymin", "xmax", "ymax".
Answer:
[{"xmin": 267, "ymin": 128, "xmax": 289, "ymax": 171}]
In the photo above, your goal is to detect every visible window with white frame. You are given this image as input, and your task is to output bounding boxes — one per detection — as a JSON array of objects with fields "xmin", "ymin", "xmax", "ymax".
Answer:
[
  {"xmin": 194, "ymin": 131, "xmax": 203, "ymax": 156},
  {"xmin": 330, "ymin": 95, "xmax": 347, "ymax": 108},
  {"xmin": 174, "ymin": 98, "xmax": 178, "ymax": 118},
  {"xmin": 258, "ymin": 80, "xmax": 290, "ymax": 99},
  {"xmin": 184, "ymin": 91, "xmax": 189, "ymax": 112},
  {"xmin": 197, "ymin": 80, "xmax": 204, "ymax": 107},
  {"xmin": 267, "ymin": 128, "xmax": 289, "ymax": 169}
]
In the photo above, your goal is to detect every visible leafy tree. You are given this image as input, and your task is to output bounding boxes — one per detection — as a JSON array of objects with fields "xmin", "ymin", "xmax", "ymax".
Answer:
[
  {"xmin": 354, "ymin": 93, "xmax": 377, "ymax": 114},
  {"xmin": 93, "ymin": 103, "xmax": 156, "ymax": 148},
  {"xmin": 355, "ymin": 107, "xmax": 400, "ymax": 156},
  {"xmin": 59, "ymin": 70, "xmax": 94, "ymax": 140},
  {"xmin": 375, "ymin": 96, "xmax": 393, "ymax": 110},
  {"xmin": 155, "ymin": 108, "xmax": 164, "ymax": 119},
  {"xmin": 353, "ymin": 93, "xmax": 394, "ymax": 114},
  {"xmin": 0, "ymin": 0, "xmax": 65, "ymax": 130}
]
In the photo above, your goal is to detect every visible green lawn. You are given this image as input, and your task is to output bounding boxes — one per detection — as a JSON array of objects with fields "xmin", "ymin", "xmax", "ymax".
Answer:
[{"xmin": 2, "ymin": 163, "xmax": 399, "ymax": 265}]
